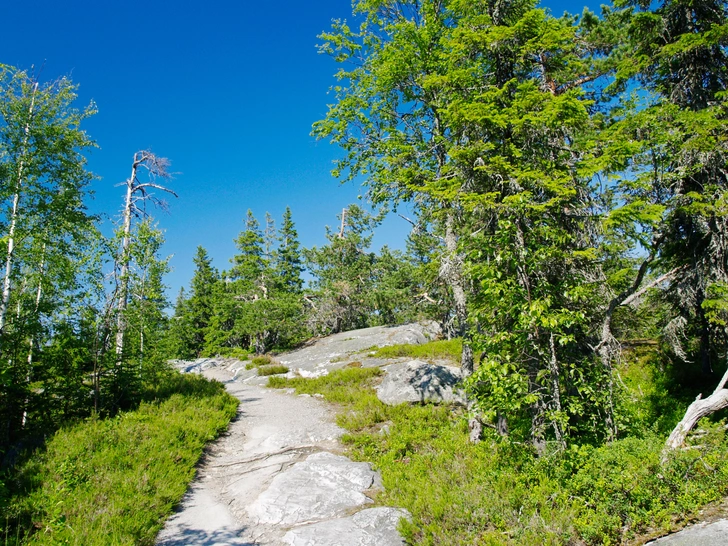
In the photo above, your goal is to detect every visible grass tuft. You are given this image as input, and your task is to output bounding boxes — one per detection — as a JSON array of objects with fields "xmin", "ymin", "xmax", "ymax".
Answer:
[
  {"xmin": 257, "ymin": 365, "xmax": 290, "ymax": 376},
  {"xmin": 370, "ymin": 339, "xmax": 463, "ymax": 363},
  {"xmin": 251, "ymin": 355, "xmax": 272, "ymax": 366}
]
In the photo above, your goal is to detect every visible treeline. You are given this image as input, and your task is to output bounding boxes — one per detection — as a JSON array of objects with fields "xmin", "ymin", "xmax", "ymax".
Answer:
[
  {"xmin": 313, "ymin": 0, "xmax": 728, "ymax": 452},
  {"xmin": 166, "ymin": 204, "xmax": 449, "ymax": 358},
  {"xmin": 0, "ymin": 67, "xmax": 175, "ymax": 458}
]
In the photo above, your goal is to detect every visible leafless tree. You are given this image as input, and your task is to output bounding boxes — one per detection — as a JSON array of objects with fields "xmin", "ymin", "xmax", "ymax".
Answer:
[{"xmin": 114, "ymin": 150, "xmax": 177, "ymax": 364}]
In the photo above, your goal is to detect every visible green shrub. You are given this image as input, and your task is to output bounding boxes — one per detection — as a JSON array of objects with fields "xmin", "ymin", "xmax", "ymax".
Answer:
[
  {"xmin": 257, "ymin": 365, "xmax": 289, "ymax": 376},
  {"xmin": 251, "ymin": 355, "xmax": 272, "ymax": 366}
]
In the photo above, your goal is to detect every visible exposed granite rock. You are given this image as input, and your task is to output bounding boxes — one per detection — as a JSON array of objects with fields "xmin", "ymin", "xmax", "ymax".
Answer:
[
  {"xmin": 646, "ymin": 520, "xmax": 728, "ymax": 545},
  {"xmin": 282, "ymin": 506, "xmax": 409, "ymax": 546},
  {"xmin": 246, "ymin": 452, "xmax": 380, "ymax": 527},
  {"xmin": 377, "ymin": 360, "xmax": 466, "ymax": 406},
  {"xmin": 278, "ymin": 322, "xmax": 441, "ymax": 378}
]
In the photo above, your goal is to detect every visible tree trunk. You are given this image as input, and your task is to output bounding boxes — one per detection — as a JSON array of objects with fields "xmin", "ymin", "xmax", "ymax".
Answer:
[
  {"xmin": 443, "ymin": 211, "xmax": 481, "ymax": 441},
  {"xmin": 21, "ymin": 244, "xmax": 46, "ymax": 428},
  {"xmin": 548, "ymin": 333, "xmax": 566, "ymax": 449},
  {"xmin": 0, "ymin": 83, "xmax": 38, "ymax": 334},
  {"xmin": 114, "ymin": 163, "xmax": 136, "ymax": 365},
  {"xmin": 664, "ymin": 363, "xmax": 728, "ymax": 455},
  {"xmin": 444, "ymin": 212, "xmax": 474, "ymax": 375}
]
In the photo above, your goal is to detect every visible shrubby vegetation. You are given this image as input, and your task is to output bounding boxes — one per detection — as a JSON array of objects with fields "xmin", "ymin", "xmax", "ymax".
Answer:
[
  {"xmin": 1, "ymin": 372, "xmax": 237, "ymax": 545},
  {"xmin": 270, "ymin": 365, "xmax": 728, "ymax": 544}
]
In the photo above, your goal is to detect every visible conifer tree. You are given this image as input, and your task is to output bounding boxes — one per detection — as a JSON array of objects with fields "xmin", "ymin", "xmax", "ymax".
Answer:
[
  {"xmin": 275, "ymin": 207, "xmax": 304, "ymax": 294},
  {"xmin": 305, "ymin": 205, "xmax": 380, "ymax": 334},
  {"xmin": 185, "ymin": 246, "xmax": 219, "ymax": 356}
]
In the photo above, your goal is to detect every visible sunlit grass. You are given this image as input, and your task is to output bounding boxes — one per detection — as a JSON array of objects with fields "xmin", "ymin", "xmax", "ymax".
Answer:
[{"xmin": 2, "ymin": 372, "xmax": 238, "ymax": 545}]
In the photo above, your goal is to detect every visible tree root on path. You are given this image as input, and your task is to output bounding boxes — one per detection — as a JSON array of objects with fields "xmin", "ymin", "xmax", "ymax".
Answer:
[{"xmin": 210, "ymin": 445, "xmax": 321, "ymax": 469}]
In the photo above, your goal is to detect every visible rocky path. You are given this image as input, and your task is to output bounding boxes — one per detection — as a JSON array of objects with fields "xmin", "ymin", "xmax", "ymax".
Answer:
[
  {"xmin": 155, "ymin": 324, "xmax": 438, "ymax": 546},
  {"xmin": 156, "ymin": 369, "xmax": 407, "ymax": 546}
]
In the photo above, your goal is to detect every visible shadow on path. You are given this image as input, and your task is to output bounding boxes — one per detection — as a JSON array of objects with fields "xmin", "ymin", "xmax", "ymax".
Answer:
[{"xmin": 156, "ymin": 523, "xmax": 256, "ymax": 546}]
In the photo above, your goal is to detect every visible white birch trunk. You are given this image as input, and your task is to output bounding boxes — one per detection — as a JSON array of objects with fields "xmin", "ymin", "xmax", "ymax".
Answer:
[
  {"xmin": 21, "ymin": 244, "xmax": 46, "ymax": 427},
  {"xmin": 0, "ymin": 83, "xmax": 38, "ymax": 333}
]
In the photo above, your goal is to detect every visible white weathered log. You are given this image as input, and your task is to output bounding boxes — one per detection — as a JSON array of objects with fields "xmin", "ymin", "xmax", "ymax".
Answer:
[{"xmin": 664, "ymin": 367, "xmax": 728, "ymax": 452}]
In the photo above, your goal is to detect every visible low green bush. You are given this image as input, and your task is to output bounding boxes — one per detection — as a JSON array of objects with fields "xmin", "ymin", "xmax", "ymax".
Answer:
[
  {"xmin": 251, "ymin": 355, "xmax": 272, "ymax": 366},
  {"xmin": 2, "ymin": 372, "xmax": 238, "ymax": 545},
  {"xmin": 257, "ymin": 365, "xmax": 289, "ymax": 376}
]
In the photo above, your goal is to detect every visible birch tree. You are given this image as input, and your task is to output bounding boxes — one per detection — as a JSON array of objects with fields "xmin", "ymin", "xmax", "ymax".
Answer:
[{"xmin": 0, "ymin": 67, "xmax": 98, "ymax": 445}]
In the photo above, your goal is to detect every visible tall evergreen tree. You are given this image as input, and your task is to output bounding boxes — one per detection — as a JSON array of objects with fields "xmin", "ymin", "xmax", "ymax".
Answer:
[
  {"xmin": 275, "ymin": 207, "xmax": 304, "ymax": 294},
  {"xmin": 185, "ymin": 246, "xmax": 219, "ymax": 356},
  {"xmin": 305, "ymin": 205, "xmax": 381, "ymax": 334}
]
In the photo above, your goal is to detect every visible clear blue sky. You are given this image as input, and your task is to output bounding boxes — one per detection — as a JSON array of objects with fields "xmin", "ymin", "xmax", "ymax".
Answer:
[{"xmin": 1, "ymin": 0, "xmax": 604, "ymax": 301}]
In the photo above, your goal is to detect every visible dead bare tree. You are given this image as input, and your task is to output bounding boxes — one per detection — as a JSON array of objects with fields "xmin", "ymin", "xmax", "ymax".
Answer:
[{"xmin": 114, "ymin": 150, "xmax": 177, "ymax": 365}]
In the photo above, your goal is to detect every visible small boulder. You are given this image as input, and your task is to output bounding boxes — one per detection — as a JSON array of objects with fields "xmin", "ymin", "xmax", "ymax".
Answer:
[{"xmin": 376, "ymin": 360, "xmax": 466, "ymax": 406}]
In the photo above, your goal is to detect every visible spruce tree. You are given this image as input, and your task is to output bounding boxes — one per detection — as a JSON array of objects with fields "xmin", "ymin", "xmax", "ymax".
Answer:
[{"xmin": 275, "ymin": 207, "xmax": 304, "ymax": 294}]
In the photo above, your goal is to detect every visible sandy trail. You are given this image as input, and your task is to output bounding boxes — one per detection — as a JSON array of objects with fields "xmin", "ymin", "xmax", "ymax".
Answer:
[{"xmin": 155, "ymin": 367, "xmax": 406, "ymax": 546}]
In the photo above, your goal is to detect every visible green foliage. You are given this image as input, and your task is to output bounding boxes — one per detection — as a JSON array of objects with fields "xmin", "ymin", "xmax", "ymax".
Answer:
[
  {"xmin": 370, "ymin": 339, "xmax": 463, "ymax": 363},
  {"xmin": 251, "ymin": 355, "xmax": 272, "ymax": 366},
  {"xmin": 0, "ymin": 66, "xmax": 100, "ymax": 451},
  {"xmin": 274, "ymin": 207, "xmax": 304, "ymax": 294},
  {"xmin": 313, "ymin": 0, "xmax": 624, "ymax": 447},
  {"xmin": 205, "ymin": 209, "xmax": 308, "ymax": 355},
  {"xmin": 166, "ymin": 246, "xmax": 220, "ymax": 359},
  {"xmin": 257, "ymin": 365, "xmax": 290, "ymax": 376},
  {"xmin": 1, "ymin": 372, "xmax": 238, "ymax": 545},
  {"xmin": 304, "ymin": 205, "xmax": 430, "ymax": 336},
  {"xmin": 269, "ymin": 361, "xmax": 728, "ymax": 545}
]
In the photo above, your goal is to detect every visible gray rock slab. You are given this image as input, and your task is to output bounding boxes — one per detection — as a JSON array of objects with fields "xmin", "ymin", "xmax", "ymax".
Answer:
[
  {"xmin": 646, "ymin": 520, "xmax": 728, "ymax": 545},
  {"xmin": 377, "ymin": 360, "xmax": 465, "ymax": 405},
  {"xmin": 246, "ymin": 451, "xmax": 380, "ymax": 526},
  {"xmin": 155, "ymin": 484, "xmax": 251, "ymax": 546},
  {"xmin": 278, "ymin": 322, "xmax": 441, "ymax": 378},
  {"xmin": 281, "ymin": 507, "xmax": 409, "ymax": 546}
]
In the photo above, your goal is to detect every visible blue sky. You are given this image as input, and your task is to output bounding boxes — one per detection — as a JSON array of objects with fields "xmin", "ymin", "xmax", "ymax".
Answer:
[{"xmin": 1, "ymin": 0, "xmax": 604, "ymax": 301}]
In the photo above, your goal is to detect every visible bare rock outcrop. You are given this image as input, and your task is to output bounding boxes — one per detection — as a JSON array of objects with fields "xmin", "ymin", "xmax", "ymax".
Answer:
[{"xmin": 376, "ymin": 360, "xmax": 465, "ymax": 406}]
